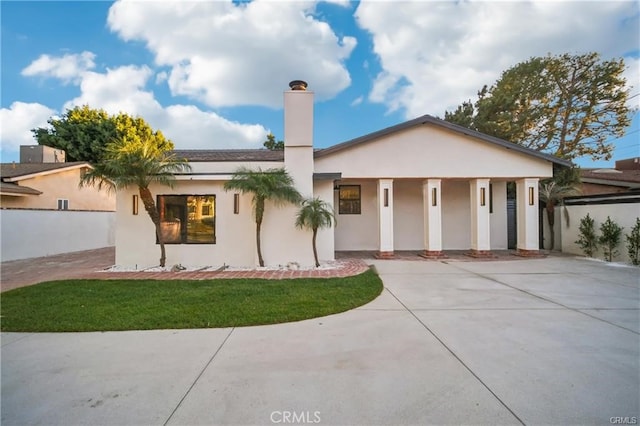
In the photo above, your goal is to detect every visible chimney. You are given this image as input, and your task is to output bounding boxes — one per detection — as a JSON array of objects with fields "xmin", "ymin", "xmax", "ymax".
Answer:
[{"xmin": 284, "ymin": 80, "xmax": 314, "ymax": 197}]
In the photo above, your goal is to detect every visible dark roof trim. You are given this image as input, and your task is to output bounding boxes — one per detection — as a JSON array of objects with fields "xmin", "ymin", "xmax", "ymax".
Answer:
[
  {"xmin": 0, "ymin": 182, "xmax": 42, "ymax": 195},
  {"xmin": 313, "ymin": 172, "xmax": 342, "ymax": 181},
  {"xmin": 564, "ymin": 191, "xmax": 640, "ymax": 206},
  {"xmin": 581, "ymin": 178, "xmax": 640, "ymax": 189},
  {"xmin": 313, "ymin": 114, "xmax": 572, "ymax": 167}
]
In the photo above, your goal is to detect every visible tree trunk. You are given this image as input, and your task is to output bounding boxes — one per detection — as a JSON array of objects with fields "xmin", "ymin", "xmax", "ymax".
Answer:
[
  {"xmin": 546, "ymin": 203, "xmax": 556, "ymax": 250},
  {"xmin": 312, "ymin": 228, "xmax": 319, "ymax": 267},
  {"xmin": 139, "ymin": 186, "xmax": 166, "ymax": 267},
  {"xmin": 256, "ymin": 218, "xmax": 264, "ymax": 267}
]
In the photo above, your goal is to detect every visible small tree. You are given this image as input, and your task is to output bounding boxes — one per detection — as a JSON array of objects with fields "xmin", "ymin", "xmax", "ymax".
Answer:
[
  {"xmin": 80, "ymin": 113, "xmax": 190, "ymax": 267},
  {"xmin": 224, "ymin": 168, "xmax": 301, "ymax": 266},
  {"xmin": 295, "ymin": 198, "xmax": 336, "ymax": 267},
  {"xmin": 625, "ymin": 218, "xmax": 640, "ymax": 266},
  {"xmin": 539, "ymin": 179, "xmax": 579, "ymax": 250},
  {"xmin": 263, "ymin": 133, "xmax": 284, "ymax": 150},
  {"xmin": 576, "ymin": 213, "xmax": 598, "ymax": 257},
  {"xmin": 599, "ymin": 216, "xmax": 623, "ymax": 262}
]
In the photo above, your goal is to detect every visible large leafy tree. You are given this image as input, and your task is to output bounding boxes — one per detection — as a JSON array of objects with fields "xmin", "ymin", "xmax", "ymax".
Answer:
[
  {"xmin": 80, "ymin": 113, "xmax": 190, "ymax": 267},
  {"xmin": 32, "ymin": 105, "xmax": 118, "ymax": 164},
  {"xmin": 295, "ymin": 197, "xmax": 336, "ymax": 267},
  {"xmin": 224, "ymin": 168, "xmax": 301, "ymax": 267},
  {"xmin": 445, "ymin": 52, "xmax": 632, "ymax": 161}
]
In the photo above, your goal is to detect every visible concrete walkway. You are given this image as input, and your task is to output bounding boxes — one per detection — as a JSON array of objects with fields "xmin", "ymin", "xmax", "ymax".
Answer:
[{"xmin": 2, "ymin": 257, "xmax": 639, "ymax": 425}]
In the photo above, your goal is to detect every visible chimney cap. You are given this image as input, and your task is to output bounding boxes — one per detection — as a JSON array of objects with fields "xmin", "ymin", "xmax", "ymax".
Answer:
[{"xmin": 289, "ymin": 80, "xmax": 308, "ymax": 91}]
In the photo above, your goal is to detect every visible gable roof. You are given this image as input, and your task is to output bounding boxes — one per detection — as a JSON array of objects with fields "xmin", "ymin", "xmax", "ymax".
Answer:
[
  {"xmin": 314, "ymin": 114, "xmax": 572, "ymax": 167},
  {"xmin": 173, "ymin": 149, "xmax": 283, "ymax": 162},
  {"xmin": 0, "ymin": 162, "xmax": 89, "ymax": 181}
]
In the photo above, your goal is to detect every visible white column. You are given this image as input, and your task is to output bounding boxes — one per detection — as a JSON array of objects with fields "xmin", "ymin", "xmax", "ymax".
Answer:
[
  {"xmin": 377, "ymin": 179, "xmax": 394, "ymax": 258},
  {"xmin": 422, "ymin": 179, "xmax": 443, "ymax": 257},
  {"xmin": 469, "ymin": 178, "xmax": 491, "ymax": 254},
  {"xmin": 516, "ymin": 178, "xmax": 540, "ymax": 254}
]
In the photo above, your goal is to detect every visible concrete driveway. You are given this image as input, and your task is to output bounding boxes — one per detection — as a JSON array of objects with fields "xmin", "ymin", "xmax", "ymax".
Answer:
[{"xmin": 2, "ymin": 257, "xmax": 638, "ymax": 425}]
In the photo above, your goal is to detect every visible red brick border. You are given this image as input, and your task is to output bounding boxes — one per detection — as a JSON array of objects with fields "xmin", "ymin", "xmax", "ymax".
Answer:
[{"xmin": 79, "ymin": 259, "xmax": 371, "ymax": 281}]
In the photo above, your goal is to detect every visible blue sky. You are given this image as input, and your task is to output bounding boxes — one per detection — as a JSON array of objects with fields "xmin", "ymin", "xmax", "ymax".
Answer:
[{"xmin": 1, "ymin": 0, "xmax": 638, "ymax": 168}]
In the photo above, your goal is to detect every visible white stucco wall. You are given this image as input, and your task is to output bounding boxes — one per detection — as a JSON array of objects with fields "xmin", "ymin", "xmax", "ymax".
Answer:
[
  {"xmin": 334, "ymin": 180, "xmax": 379, "ymax": 251},
  {"xmin": 115, "ymin": 181, "xmax": 257, "ymax": 268},
  {"xmin": 313, "ymin": 180, "xmax": 336, "ymax": 262},
  {"xmin": 0, "ymin": 209, "xmax": 115, "ymax": 261},
  {"xmin": 441, "ymin": 180, "xmax": 472, "ymax": 249},
  {"xmin": 393, "ymin": 180, "xmax": 425, "ymax": 250},
  {"xmin": 315, "ymin": 125, "xmax": 553, "ymax": 179},
  {"xmin": 490, "ymin": 181, "xmax": 508, "ymax": 250},
  {"xmin": 561, "ymin": 203, "xmax": 640, "ymax": 263}
]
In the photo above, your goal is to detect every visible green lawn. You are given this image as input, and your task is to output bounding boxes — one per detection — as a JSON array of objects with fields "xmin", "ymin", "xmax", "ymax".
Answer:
[{"xmin": 0, "ymin": 270, "xmax": 383, "ymax": 332}]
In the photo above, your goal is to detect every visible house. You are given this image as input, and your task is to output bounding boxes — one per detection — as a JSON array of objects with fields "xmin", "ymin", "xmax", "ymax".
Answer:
[
  {"xmin": 1, "ymin": 145, "xmax": 115, "ymax": 211},
  {"xmin": 1, "ymin": 145, "xmax": 116, "ymax": 261},
  {"xmin": 579, "ymin": 158, "xmax": 640, "ymax": 195},
  {"xmin": 115, "ymin": 80, "xmax": 570, "ymax": 268}
]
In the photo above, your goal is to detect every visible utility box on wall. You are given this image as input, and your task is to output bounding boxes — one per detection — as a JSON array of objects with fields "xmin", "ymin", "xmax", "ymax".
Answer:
[{"xmin": 20, "ymin": 145, "xmax": 66, "ymax": 163}]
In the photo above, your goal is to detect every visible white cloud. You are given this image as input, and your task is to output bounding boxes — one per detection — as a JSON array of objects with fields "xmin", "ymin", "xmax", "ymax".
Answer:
[
  {"xmin": 58, "ymin": 62, "xmax": 269, "ymax": 150},
  {"xmin": 0, "ymin": 102, "xmax": 56, "ymax": 154},
  {"xmin": 350, "ymin": 96, "xmax": 363, "ymax": 107},
  {"xmin": 107, "ymin": 0, "xmax": 356, "ymax": 108},
  {"xmin": 21, "ymin": 51, "xmax": 96, "ymax": 84},
  {"xmin": 355, "ymin": 1, "xmax": 640, "ymax": 118}
]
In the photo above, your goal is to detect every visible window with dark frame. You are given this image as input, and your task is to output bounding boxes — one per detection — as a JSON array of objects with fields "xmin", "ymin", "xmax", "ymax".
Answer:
[
  {"xmin": 157, "ymin": 195, "xmax": 216, "ymax": 244},
  {"xmin": 338, "ymin": 185, "xmax": 361, "ymax": 214}
]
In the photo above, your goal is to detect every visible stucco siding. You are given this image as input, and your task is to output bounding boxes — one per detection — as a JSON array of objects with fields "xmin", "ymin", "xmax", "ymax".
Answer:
[
  {"xmin": 334, "ymin": 180, "xmax": 378, "ymax": 251},
  {"xmin": 393, "ymin": 180, "xmax": 425, "ymax": 250},
  {"xmin": 315, "ymin": 125, "xmax": 553, "ymax": 179},
  {"xmin": 1, "ymin": 209, "xmax": 115, "ymax": 261},
  {"xmin": 2, "ymin": 168, "xmax": 115, "ymax": 211},
  {"xmin": 116, "ymin": 181, "xmax": 256, "ymax": 268},
  {"xmin": 561, "ymin": 203, "xmax": 639, "ymax": 263},
  {"xmin": 442, "ymin": 180, "xmax": 472, "ymax": 249},
  {"xmin": 490, "ymin": 181, "xmax": 508, "ymax": 250}
]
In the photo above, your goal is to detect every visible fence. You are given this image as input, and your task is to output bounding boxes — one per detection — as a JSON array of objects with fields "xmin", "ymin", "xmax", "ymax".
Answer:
[
  {"xmin": 560, "ymin": 192, "xmax": 640, "ymax": 264},
  {"xmin": 0, "ymin": 209, "xmax": 115, "ymax": 261}
]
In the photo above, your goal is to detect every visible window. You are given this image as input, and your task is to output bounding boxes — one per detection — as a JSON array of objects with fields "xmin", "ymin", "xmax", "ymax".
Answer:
[
  {"xmin": 338, "ymin": 185, "xmax": 361, "ymax": 214},
  {"xmin": 157, "ymin": 195, "xmax": 215, "ymax": 244},
  {"xmin": 57, "ymin": 199, "xmax": 69, "ymax": 210}
]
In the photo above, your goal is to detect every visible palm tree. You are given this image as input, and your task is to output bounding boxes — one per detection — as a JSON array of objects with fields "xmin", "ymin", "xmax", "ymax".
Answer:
[
  {"xmin": 224, "ymin": 167, "xmax": 301, "ymax": 267},
  {"xmin": 295, "ymin": 197, "xmax": 336, "ymax": 267},
  {"xmin": 539, "ymin": 180, "xmax": 579, "ymax": 250},
  {"xmin": 81, "ymin": 138, "xmax": 190, "ymax": 267}
]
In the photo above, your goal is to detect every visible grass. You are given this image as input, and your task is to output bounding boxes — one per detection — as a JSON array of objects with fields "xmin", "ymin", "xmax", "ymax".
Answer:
[{"xmin": 0, "ymin": 270, "xmax": 383, "ymax": 332}]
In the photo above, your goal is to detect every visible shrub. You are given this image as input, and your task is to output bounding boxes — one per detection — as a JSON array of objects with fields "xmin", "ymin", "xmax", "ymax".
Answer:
[
  {"xmin": 576, "ymin": 213, "xmax": 598, "ymax": 257},
  {"xmin": 626, "ymin": 218, "xmax": 640, "ymax": 266},
  {"xmin": 599, "ymin": 216, "xmax": 623, "ymax": 262}
]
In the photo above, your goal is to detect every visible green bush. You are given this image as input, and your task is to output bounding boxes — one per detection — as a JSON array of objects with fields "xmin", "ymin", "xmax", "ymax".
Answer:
[
  {"xmin": 576, "ymin": 213, "xmax": 598, "ymax": 257},
  {"xmin": 599, "ymin": 216, "xmax": 623, "ymax": 262},
  {"xmin": 626, "ymin": 218, "xmax": 640, "ymax": 266}
]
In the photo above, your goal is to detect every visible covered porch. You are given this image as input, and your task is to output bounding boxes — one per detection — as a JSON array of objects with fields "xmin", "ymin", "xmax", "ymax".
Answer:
[{"xmin": 332, "ymin": 177, "xmax": 541, "ymax": 259}]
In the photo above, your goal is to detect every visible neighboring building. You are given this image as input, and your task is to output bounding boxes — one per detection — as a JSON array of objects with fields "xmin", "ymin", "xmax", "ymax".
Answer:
[
  {"xmin": 1, "ymin": 162, "xmax": 115, "ymax": 211},
  {"xmin": 1, "ymin": 146, "xmax": 116, "ymax": 261},
  {"xmin": 115, "ymin": 80, "xmax": 570, "ymax": 268},
  {"xmin": 579, "ymin": 157, "xmax": 640, "ymax": 195}
]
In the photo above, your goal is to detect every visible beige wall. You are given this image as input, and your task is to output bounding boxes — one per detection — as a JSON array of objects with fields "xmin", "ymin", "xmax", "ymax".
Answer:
[
  {"xmin": 441, "ymin": 180, "xmax": 471, "ymax": 249},
  {"xmin": 561, "ymin": 203, "xmax": 640, "ymax": 263},
  {"xmin": 315, "ymin": 125, "xmax": 553, "ymax": 179},
  {"xmin": 489, "ymin": 181, "xmax": 509, "ymax": 250},
  {"xmin": 393, "ymin": 180, "xmax": 425, "ymax": 250},
  {"xmin": 2, "ymin": 167, "xmax": 115, "ymax": 211}
]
